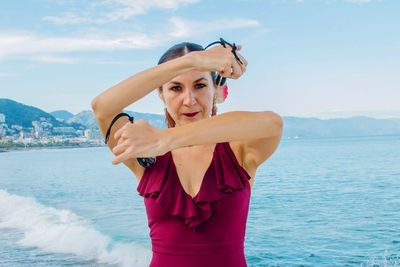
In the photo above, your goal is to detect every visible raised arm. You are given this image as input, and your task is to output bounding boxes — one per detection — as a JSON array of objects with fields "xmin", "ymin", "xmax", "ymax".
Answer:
[
  {"xmin": 164, "ymin": 110, "xmax": 282, "ymax": 151},
  {"xmin": 90, "ymin": 50, "xmax": 195, "ymax": 178},
  {"xmin": 91, "ymin": 55, "xmax": 195, "ymax": 119},
  {"xmin": 111, "ymin": 110, "xmax": 283, "ymax": 165}
]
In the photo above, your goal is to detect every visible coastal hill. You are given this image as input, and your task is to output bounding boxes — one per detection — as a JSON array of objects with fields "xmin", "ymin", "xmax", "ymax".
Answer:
[
  {"xmin": 50, "ymin": 110, "xmax": 74, "ymax": 121},
  {"xmin": 1, "ymin": 98, "xmax": 400, "ymax": 139},
  {"xmin": 0, "ymin": 99, "xmax": 66, "ymax": 128},
  {"xmin": 65, "ymin": 110, "xmax": 166, "ymax": 130},
  {"xmin": 283, "ymin": 116, "xmax": 400, "ymax": 139}
]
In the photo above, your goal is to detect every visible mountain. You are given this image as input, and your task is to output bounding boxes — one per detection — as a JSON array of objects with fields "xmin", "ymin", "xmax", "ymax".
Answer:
[
  {"xmin": 124, "ymin": 111, "xmax": 167, "ymax": 129},
  {"xmin": 299, "ymin": 110, "xmax": 400, "ymax": 120},
  {"xmin": 50, "ymin": 110, "xmax": 74, "ymax": 121},
  {"xmin": 2, "ymin": 98, "xmax": 400, "ymax": 139},
  {"xmin": 0, "ymin": 98, "xmax": 64, "ymax": 128},
  {"xmin": 76, "ymin": 110, "xmax": 167, "ymax": 129},
  {"xmin": 87, "ymin": 112, "xmax": 400, "ymax": 138},
  {"xmin": 67, "ymin": 110, "xmax": 98, "ymax": 129},
  {"xmin": 282, "ymin": 116, "xmax": 400, "ymax": 139}
]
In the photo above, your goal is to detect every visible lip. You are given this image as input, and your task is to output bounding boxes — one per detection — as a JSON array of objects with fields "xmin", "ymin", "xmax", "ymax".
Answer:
[{"xmin": 183, "ymin": 112, "xmax": 199, "ymax": 117}]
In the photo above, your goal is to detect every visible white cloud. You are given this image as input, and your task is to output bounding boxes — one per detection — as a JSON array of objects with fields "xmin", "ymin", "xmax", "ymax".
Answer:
[
  {"xmin": 43, "ymin": 12, "xmax": 105, "ymax": 25},
  {"xmin": 102, "ymin": 0, "xmax": 201, "ymax": 21},
  {"xmin": 31, "ymin": 55, "xmax": 142, "ymax": 65},
  {"xmin": 271, "ymin": 0, "xmax": 304, "ymax": 3},
  {"xmin": 275, "ymin": 0, "xmax": 379, "ymax": 3},
  {"xmin": 43, "ymin": 0, "xmax": 201, "ymax": 25},
  {"xmin": 168, "ymin": 16, "xmax": 261, "ymax": 38},
  {"xmin": 32, "ymin": 55, "xmax": 79, "ymax": 64},
  {"xmin": 0, "ymin": 31, "xmax": 161, "ymax": 59},
  {"xmin": 343, "ymin": 0, "xmax": 375, "ymax": 3},
  {"xmin": 0, "ymin": 72, "xmax": 16, "ymax": 77},
  {"xmin": 0, "ymin": 16, "xmax": 261, "ymax": 60}
]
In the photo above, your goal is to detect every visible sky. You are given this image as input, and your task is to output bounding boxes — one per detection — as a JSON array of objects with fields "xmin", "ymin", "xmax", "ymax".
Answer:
[{"xmin": 0, "ymin": 0, "xmax": 399, "ymax": 119}]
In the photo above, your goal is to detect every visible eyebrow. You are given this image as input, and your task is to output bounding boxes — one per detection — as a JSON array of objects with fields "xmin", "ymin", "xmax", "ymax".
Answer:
[{"xmin": 169, "ymin": 77, "xmax": 208, "ymax": 85}]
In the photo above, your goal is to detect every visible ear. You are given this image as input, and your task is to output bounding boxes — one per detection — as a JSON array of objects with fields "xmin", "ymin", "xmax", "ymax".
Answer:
[{"xmin": 157, "ymin": 88, "xmax": 165, "ymax": 103}]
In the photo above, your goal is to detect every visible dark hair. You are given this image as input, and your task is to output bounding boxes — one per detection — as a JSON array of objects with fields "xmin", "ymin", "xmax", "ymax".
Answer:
[{"xmin": 157, "ymin": 42, "xmax": 218, "ymax": 128}]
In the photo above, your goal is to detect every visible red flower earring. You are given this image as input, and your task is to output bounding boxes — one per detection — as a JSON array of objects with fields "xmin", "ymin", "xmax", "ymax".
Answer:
[{"xmin": 215, "ymin": 84, "xmax": 229, "ymax": 104}]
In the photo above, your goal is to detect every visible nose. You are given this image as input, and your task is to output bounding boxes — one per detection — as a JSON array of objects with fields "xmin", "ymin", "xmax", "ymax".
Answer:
[{"xmin": 183, "ymin": 89, "xmax": 196, "ymax": 106}]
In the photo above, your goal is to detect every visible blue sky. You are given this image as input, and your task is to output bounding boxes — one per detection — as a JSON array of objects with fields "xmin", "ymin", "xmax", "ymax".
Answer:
[{"xmin": 0, "ymin": 0, "xmax": 399, "ymax": 118}]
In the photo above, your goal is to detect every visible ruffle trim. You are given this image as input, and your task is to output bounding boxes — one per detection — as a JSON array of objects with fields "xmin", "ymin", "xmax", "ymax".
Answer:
[{"xmin": 137, "ymin": 142, "xmax": 251, "ymax": 231}]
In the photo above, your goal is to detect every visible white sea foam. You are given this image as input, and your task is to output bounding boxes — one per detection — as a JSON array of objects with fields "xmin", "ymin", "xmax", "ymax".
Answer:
[{"xmin": 0, "ymin": 189, "xmax": 151, "ymax": 267}]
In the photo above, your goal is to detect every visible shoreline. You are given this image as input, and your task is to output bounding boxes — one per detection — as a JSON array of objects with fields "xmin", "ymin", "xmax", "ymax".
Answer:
[
  {"xmin": 1, "ymin": 134, "xmax": 398, "ymax": 153},
  {"xmin": 0, "ymin": 145, "xmax": 105, "ymax": 153}
]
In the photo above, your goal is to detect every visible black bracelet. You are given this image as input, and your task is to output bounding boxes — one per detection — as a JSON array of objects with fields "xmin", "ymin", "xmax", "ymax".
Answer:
[
  {"xmin": 104, "ymin": 112, "xmax": 133, "ymax": 144},
  {"xmin": 104, "ymin": 112, "xmax": 157, "ymax": 168},
  {"xmin": 204, "ymin": 37, "xmax": 244, "ymax": 65}
]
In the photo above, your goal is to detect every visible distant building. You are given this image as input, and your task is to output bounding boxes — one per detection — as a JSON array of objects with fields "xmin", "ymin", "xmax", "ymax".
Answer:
[
  {"xmin": 11, "ymin": 125, "xmax": 23, "ymax": 131},
  {"xmin": 53, "ymin": 126, "xmax": 76, "ymax": 135},
  {"xmin": 84, "ymin": 129, "xmax": 103, "ymax": 140},
  {"xmin": 32, "ymin": 121, "xmax": 43, "ymax": 138},
  {"xmin": 39, "ymin": 117, "xmax": 50, "ymax": 122},
  {"xmin": 41, "ymin": 121, "xmax": 53, "ymax": 129},
  {"xmin": 19, "ymin": 131, "xmax": 24, "ymax": 141}
]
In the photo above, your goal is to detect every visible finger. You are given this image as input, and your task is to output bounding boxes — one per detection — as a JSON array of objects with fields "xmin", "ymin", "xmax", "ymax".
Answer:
[
  {"xmin": 234, "ymin": 53, "xmax": 246, "ymax": 73},
  {"xmin": 112, "ymin": 149, "xmax": 131, "ymax": 165},
  {"xmin": 221, "ymin": 62, "xmax": 231, "ymax": 78},
  {"xmin": 112, "ymin": 141, "xmax": 128, "ymax": 155},
  {"xmin": 240, "ymin": 53, "xmax": 248, "ymax": 67},
  {"xmin": 116, "ymin": 121, "xmax": 133, "ymax": 140},
  {"xmin": 234, "ymin": 50, "xmax": 247, "ymax": 67},
  {"xmin": 116, "ymin": 136, "xmax": 125, "ymax": 145},
  {"xmin": 114, "ymin": 124, "xmax": 126, "ymax": 140},
  {"xmin": 230, "ymin": 60, "xmax": 243, "ymax": 79}
]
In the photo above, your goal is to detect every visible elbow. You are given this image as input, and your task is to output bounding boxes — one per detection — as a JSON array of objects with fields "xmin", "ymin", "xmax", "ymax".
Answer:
[
  {"xmin": 91, "ymin": 97, "xmax": 99, "ymax": 112},
  {"xmin": 264, "ymin": 111, "xmax": 283, "ymax": 137},
  {"xmin": 91, "ymin": 97, "xmax": 122, "ymax": 121},
  {"xmin": 91, "ymin": 97, "xmax": 104, "ymax": 119},
  {"xmin": 274, "ymin": 113, "xmax": 284, "ymax": 129}
]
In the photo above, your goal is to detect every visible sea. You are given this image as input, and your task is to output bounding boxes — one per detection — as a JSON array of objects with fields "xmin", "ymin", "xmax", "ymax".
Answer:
[{"xmin": 0, "ymin": 135, "xmax": 399, "ymax": 267}]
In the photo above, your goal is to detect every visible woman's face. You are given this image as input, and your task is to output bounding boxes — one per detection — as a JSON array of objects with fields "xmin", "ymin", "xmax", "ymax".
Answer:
[{"xmin": 159, "ymin": 70, "xmax": 215, "ymax": 127}]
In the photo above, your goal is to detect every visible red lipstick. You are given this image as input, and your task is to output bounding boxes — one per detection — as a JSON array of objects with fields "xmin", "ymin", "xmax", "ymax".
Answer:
[{"xmin": 183, "ymin": 112, "xmax": 199, "ymax": 117}]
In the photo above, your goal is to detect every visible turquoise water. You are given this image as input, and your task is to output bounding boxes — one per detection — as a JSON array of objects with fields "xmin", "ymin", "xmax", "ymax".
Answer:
[{"xmin": 0, "ymin": 135, "xmax": 399, "ymax": 267}]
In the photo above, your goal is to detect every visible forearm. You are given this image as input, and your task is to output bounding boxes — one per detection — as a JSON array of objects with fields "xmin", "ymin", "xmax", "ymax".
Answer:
[
  {"xmin": 165, "ymin": 111, "xmax": 283, "ymax": 150},
  {"xmin": 91, "ymin": 55, "xmax": 195, "ymax": 119}
]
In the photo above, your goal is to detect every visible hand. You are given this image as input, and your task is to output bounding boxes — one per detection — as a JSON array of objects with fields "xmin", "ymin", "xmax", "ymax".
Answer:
[
  {"xmin": 111, "ymin": 119, "xmax": 170, "ymax": 165},
  {"xmin": 187, "ymin": 44, "xmax": 248, "ymax": 80}
]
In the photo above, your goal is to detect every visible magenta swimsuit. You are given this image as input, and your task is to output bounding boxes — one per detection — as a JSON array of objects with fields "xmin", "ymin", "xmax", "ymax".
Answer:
[{"xmin": 137, "ymin": 142, "xmax": 252, "ymax": 267}]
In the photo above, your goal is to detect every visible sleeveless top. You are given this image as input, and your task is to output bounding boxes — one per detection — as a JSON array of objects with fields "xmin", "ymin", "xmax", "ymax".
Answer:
[{"xmin": 137, "ymin": 142, "xmax": 252, "ymax": 267}]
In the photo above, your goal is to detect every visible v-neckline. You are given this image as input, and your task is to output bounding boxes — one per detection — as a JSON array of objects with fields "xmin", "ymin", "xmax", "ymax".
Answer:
[{"xmin": 169, "ymin": 143, "xmax": 218, "ymax": 200}]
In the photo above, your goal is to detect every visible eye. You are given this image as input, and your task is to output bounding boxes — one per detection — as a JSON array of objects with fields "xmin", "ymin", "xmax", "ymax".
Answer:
[
  {"xmin": 170, "ymin": 86, "xmax": 181, "ymax": 91},
  {"xmin": 196, "ymin": 83, "xmax": 206, "ymax": 89}
]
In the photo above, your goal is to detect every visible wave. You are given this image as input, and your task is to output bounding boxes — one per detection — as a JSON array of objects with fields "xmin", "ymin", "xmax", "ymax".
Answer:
[{"xmin": 0, "ymin": 189, "xmax": 151, "ymax": 267}]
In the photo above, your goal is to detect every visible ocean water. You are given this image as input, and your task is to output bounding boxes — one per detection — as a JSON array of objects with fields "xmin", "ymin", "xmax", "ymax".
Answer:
[{"xmin": 0, "ymin": 135, "xmax": 399, "ymax": 267}]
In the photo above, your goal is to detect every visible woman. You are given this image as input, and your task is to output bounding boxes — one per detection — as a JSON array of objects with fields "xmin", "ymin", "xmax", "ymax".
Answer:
[{"xmin": 91, "ymin": 39, "xmax": 283, "ymax": 267}]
